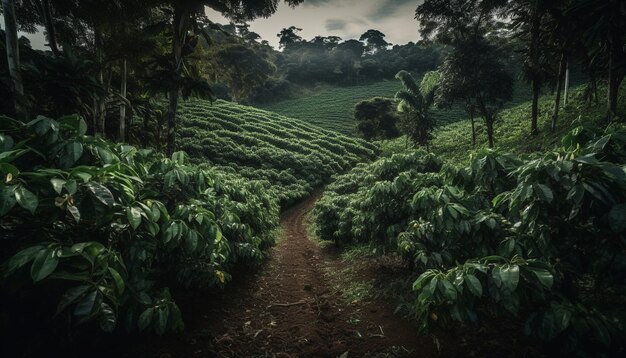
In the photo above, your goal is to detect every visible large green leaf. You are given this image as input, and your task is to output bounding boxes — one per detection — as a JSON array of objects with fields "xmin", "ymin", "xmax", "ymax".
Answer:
[
  {"xmin": 127, "ymin": 207, "xmax": 142, "ymax": 230},
  {"xmin": 50, "ymin": 178, "xmax": 66, "ymax": 194},
  {"xmin": 465, "ymin": 274, "xmax": 482, "ymax": 297},
  {"xmin": 0, "ymin": 185, "xmax": 17, "ymax": 216},
  {"xmin": 87, "ymin": 182, "xmax": 114, "ymax": 207},
  {"xmin": 138, "ymin": 307, "xmax": 154, "ymax": 332},
  {"xmin": 499, "ymin": 265, "xmax": 520, "ymax": 292},
  {"xmin": 59, "ymin": 142, "xmax": 84, "ymax": 168},
  {"xmin": 73, "ymin": 290, "xmax": 98, "ymax": 318},
  {"xmin": 155, "ymin": 308, "xmax": 169, "ymax": 336},
  {"xmin": 30, "ymin": 248, "xmax": 59, "ymax": 282},
  {"xmin": 56, "ymin": 285, "xmax": 90, "ymax": 314},
  {"xmin": 99, "ymin": 303, "xmax": 117, "ymax": 333},
  {"xmin": 15, "ymin": 186, "xmax": 38, "ymax": 214},
  {"xmin": 439, "ymin": 279, "xmax": 457, "ymax": 300}
]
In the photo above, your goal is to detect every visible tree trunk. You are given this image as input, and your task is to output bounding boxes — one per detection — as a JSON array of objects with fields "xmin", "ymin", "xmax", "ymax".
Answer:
[
  {"xmin": 35, "ymin": 0, "xmax": 60, "ymax": 56},
  {"xmin": 2, "ymin": 0, "xmax": 24, "ymax": 118},
  {"xmin": 119, "ymin": 59, "xmax": 127, "ymax": 142},
  {"xmin": 607, "ymin": 46, "xmax": 624, "ymax": 121},
  {"xmin": 486, "ymin": 115, "xmax": 494, "ymax": 148},
  {"xmin": 469, "ymin": 110, "xmax": 476, "ymax": 146},
  {"xmin": 166, "ymin": 4, "xmax": 190, "ymax": 155},
  {"xmin": 563, "ymin": 59, "xmax": 570, "ymax": 105},
  {"xmin": 529, "ymin": 0, "xmax": 541, "ymax": 135},
  {"xmin": 551, "ymin": 53, "xmax": 566, "ymax": 132},
  {"xmin": 93, "ymin": 26, "xmax": 106, "ymax": 137},
  {"xmin": 167, "ymin": 89, "xmax": 179, "ymax": 155}
]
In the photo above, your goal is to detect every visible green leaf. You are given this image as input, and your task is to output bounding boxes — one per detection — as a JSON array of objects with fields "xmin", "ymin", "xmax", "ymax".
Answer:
[
  {"xmin": 608, "ymin": 204, "xmax": 626, "ymax": 233},
  {"xmin": 67, "ymin": 205, "xmax": 80, "ymax": 223},
  {"xmin": 87, "ymin": 183, "xmax": 114, "ymax": 207},
  {"xmin": 108, "ymin": 267, "xmax": 125, "ymax": 295},
  {"xmin": 50, "ymin": 178, "xmax": 66, "ymax": 194},
  {"xmin": 57, "ymin": 285, "xmax": 90, "ymax": 314},
  {"xmin": 499, "ymin": 265, "xmax": 520, "ymax": 291},
  {"xmin": 465, "ymin": 274, "xmax": 482, "ymax": 297},
  {"xmin": 527, "ymin": 267, "xmax": 553, "ymax": 288},
  {"xmin": 73, "ymin": 290, "xmax": 97, "ymax": 318},
  {"xmin": 155, "ymin": 308, "xmax": 169, "ymax": 336},
  {"xmin": 127, "ymin": 207, "xmax": 142, "ymax": 230},
  {"xmin": 59, "ymin": 142, "xmax": 83, "ymax": 168},
  {"xmin": 0, "ymin": 133, "xmax": 14, "ymax": 151},
  {"xmin": 15, "ymin": 186, "xmax": 38, "ymax": 214},
  {"xmin": 535, "ymin": 184, "xmax": 554, "ymax": 203},
  {"xmin": 99, "ymin": 302, "xmax": 117, "ymax": 332},
  {"xmin": 439, "ymin": 279, "xmax": 457, "ymax": 300},
  {"xmin": 186, "ymin": 230, "xmax": 198, "ymax": 253},
  {"xmin": 6, "ymin": 245, "xmax": 46, "ymax": 273},
  {"xmin": 30, "ymin": 249, "xmax": 59, "ymax": 282},
  {"xmin": 0, "ymin": 185, "xmax": 17, "ymax": 216},
  {"xmin": 138, "ymin": 307, "xmax": 154, "ymax": 332}
]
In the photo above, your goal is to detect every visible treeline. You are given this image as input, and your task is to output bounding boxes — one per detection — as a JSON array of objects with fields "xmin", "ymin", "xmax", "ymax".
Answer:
[
  {"xmin": 354, "ymin": 0, "xmax": 625, "ymax": 150},
  {"xmin": 200, "ymin": 23, "xmax": 444, "ymax": 104},
  {"xmin": 0, "ymin": 0, "xmax": 304, "ymax": 156}
]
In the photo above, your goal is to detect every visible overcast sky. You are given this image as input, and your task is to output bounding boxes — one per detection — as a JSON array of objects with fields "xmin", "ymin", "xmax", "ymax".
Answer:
[
  {"xmin": 3, "ymin": 0, "xmax": 423, "ymax": 51},
  {"xmin": 207, "ymin": 0, "xmax": 423, "ymax": 49}
]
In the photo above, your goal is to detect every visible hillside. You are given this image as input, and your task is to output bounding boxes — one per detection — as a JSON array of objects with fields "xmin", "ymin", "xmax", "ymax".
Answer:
[
  {"xmin": 176, "ymin": 99, "xmax": 379, "ymax": 206},
  {"xmin": 380, "ymin": 82, "xmax": 624, "ymax": 165},
  {"xmin": 260, "ymin": 81, "xmax": 402, "ymax": 134},
  {"xmin": 261, "ymin": 78, "xmax": 533, "ymax": 136}
]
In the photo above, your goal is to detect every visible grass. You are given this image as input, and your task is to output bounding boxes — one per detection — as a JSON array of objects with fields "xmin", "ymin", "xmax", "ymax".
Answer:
[
  {"xmin": 260, "ymin": 80, "xmax": 402, "ymax": 135},
  {"xmin": 260, "ymin": 76, "xmax": 533, "ymax": 137},
  {"xmin": 380, "ymin": 81, "xmax": 625, "ymax": 166}
]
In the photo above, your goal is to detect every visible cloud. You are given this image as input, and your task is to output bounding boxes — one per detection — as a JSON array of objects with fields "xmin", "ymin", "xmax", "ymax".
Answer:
[
  {"xmin": 367, "ymin": 0, "xmax": 417, "ymax": 21},
  {"xmin": 303, "ymin": 0, "xmax": 334, "ymax": 7},
  {"xmin": 325, "ymin": 18, "xmax": 347, "ymax": 31}
]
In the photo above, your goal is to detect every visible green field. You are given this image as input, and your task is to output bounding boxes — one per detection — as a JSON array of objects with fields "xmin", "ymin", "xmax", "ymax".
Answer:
[
  {"xmin": 176, "ymin": 99, "xmax": 379, "ymax": 206},
  {"xmin": 260, "ymin": 80, "xmax": 402, "ymax": 134},
  {"xmin": 261, "ymin": 78, "xmax": 533, "ymax": 136}
]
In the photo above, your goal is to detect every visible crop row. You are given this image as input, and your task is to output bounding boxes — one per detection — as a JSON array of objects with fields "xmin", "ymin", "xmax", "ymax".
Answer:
[{"xmin": 177, "ymin": 99, "xmax": 379, "ymax": 206}]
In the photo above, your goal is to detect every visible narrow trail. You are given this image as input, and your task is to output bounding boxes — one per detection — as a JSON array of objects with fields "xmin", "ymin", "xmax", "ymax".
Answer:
[{"xmin": 153, "ymin": 192, "xmax": 438, "ymax": 357}]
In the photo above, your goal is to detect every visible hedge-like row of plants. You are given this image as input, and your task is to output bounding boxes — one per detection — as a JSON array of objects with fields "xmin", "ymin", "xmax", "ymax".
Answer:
[
  {"xmin": 0, "ymin": 115, "xmax": 279, "ymax": 337},
  {"xmin": 176, "ymin": 99, "xmax": 379, "ymax": 206},
  {"xmin": 314, "ymin": 124, "xmax": 626, "ymax": 354}
]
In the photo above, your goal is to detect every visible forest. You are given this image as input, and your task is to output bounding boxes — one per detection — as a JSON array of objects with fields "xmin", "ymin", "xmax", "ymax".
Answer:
[{"xmin": 0, "ymin": 0, "xmax": 625, "ymax": 357}]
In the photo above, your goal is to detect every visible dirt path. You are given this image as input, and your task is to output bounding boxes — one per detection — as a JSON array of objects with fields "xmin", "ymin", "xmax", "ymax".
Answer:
[{"xmin": 153, "ymin": 192, "xmax": 438, "ymax": 357}]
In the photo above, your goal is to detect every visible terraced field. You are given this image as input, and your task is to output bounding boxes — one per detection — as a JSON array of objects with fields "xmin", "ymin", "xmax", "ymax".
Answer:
[{"xmin": 176, "ymin": 99, "xmax": 380, "ymax": 206}]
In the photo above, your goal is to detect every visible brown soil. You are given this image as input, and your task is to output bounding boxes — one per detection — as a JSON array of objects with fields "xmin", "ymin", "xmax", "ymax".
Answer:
[{"xmin": 150, "ymin": 191, "xmax": 440, "ymax": 358}]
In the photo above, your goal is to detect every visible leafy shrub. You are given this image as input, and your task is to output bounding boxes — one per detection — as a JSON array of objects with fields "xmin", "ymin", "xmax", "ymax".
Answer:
[
  {"xmin": 176, "ymin": 99, "xmax": 379, "ymax": 206},
  {"xmin": 314, "ymin": 123, "xmax": 626, "ymax": 354},
  {"xmin": 0, "ymin": 115, "xmax": 279, "ymax": 336}
]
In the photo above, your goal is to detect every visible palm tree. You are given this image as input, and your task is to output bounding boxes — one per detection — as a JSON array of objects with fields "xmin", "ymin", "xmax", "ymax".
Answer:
[{"xmin": 394, "ymin": 70, "xmax": 437, "ymax": 148}]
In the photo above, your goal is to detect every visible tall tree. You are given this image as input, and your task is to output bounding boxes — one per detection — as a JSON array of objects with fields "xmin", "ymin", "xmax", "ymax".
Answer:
[
  {"xmin": 567, "ymin": 0, "xmax": 626, "ymax": 120},
  {"xmin": 394, "ymin": 70, "xmax": 439, "ymax": 147},
  {"xmin": 161, "ymin": 0, "xmax": 304, "ymax": 155},
  {"xmin": 277, "ymin": 25, "xmax": 302, "ymax": 50},
  {"xmin": 359, "ymin": 29, "xmax": 389, "ymax": 54},
  {"xmin": 2, "ymin": 0, "xmax": 24, "ymax": 117},
  {"xmin": 354, "ymin": 97, "xmax": 399, "ymax": 141},
  {"xmin": 436, "ymin": 39, "xmax": 514, "ymax": 148}
]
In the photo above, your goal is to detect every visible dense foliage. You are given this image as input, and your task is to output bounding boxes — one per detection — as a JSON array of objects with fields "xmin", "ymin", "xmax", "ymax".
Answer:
[
  {"xmin": 315, "ymin": 125, "xmax": 626, "ymax": 354},
  {"xmin": 0, "ymin": 114, "xmax": 281, "ymax": 340},
  {"xmin": 175, "ymin": 99, "xmax": 379, "ymax": 206}
]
